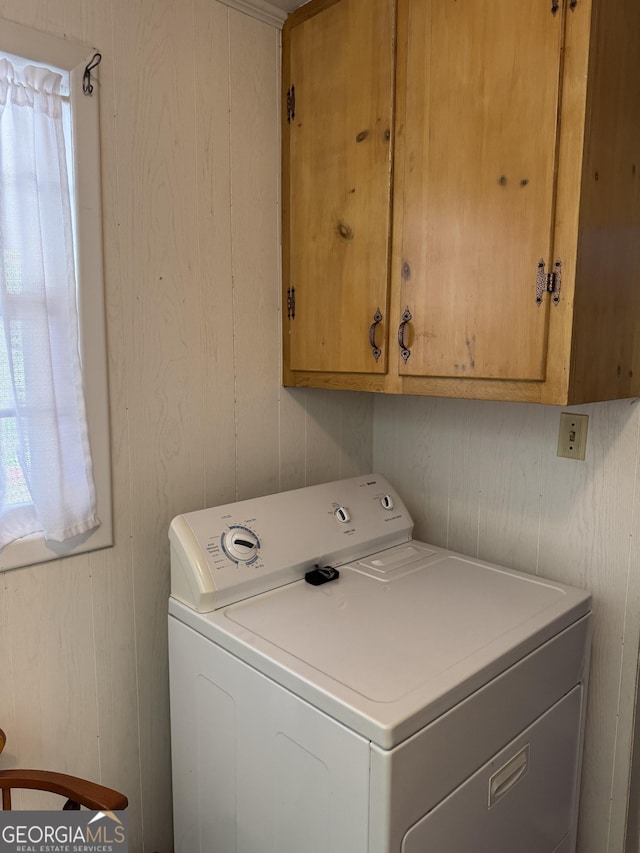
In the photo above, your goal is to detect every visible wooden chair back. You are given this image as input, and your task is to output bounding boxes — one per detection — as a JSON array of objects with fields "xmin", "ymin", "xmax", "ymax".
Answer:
[{"xmin": 0, "ymin": 729, "xmax": 127, "ymax": 812}]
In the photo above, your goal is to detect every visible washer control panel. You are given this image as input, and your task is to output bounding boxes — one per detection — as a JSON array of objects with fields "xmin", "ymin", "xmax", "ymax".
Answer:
[{"xmin": 169, "ymin": 474, "xmax": 413, "ymax": 612}]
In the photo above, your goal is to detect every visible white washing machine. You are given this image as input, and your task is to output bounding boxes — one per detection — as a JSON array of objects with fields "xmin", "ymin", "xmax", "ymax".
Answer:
[{"xmin": 168, "ymin": 473, "xmax": 591, "ymax": 853}]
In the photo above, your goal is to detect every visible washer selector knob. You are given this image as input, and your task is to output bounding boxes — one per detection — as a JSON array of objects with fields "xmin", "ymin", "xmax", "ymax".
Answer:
[
  {"xmin": 223, "ymin": 528, "xmax": 260, "ymax": 562},
  {"xmin": 380, "ymin": 494, "xmax": 395, "ymax": 510},
  {"xmin": 335, "ymin": 506, "xmax": 351, "ymax": 524}
]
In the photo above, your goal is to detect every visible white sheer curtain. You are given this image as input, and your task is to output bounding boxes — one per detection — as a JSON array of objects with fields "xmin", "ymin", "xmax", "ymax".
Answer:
[{"xmin": 0, "ymin": 58, "xmax": 98, "ymax": 547}]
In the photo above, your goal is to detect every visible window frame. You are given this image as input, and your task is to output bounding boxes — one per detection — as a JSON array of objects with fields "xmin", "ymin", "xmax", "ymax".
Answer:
[{"xmin": 0, "ymin": 17, "xmax": 112, "ymax": 571}]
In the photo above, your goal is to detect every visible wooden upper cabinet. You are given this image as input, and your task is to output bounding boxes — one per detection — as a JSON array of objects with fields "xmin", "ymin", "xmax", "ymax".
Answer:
[
  {"xmin": 282, "ymin": 0, "xmax": 640, "ymax": 404},
  {"xmin": 282, "ymin": 0, "xmax": 395, "ymax": 376},
  {"xmin": 395, "ymin": 0, "xmax": 563, "ymax": 382}
]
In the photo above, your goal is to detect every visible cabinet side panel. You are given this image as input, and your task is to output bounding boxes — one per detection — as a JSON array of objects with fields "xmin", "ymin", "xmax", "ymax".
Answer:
[{"xmin": 569, "ymin": 0, "xmax": 640, "ymax": 403}]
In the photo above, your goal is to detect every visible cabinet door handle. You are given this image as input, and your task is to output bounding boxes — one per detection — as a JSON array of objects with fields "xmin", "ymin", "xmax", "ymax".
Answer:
[
  {"xmin": 398, "ymin": 308, "xmax": 412, "ymax": 363},
  {"xmin": 369, "ymin": 309, "xmax": 383, "ymax": 362}
]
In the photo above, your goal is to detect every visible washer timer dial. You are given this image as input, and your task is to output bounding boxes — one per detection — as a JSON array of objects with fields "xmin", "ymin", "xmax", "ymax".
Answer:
[
  {"xmin": 222, "ymin": 526, "xmax": 260, "ymax": 563},
  {"xmin": 335, "ymin": 506, "xmax": 351, "ymax": 524}
]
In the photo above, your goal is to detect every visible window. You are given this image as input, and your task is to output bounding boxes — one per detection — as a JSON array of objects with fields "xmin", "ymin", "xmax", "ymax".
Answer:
[{"xmin": 0, "ymin": 19, "xmax": 111, "ymax": 571}]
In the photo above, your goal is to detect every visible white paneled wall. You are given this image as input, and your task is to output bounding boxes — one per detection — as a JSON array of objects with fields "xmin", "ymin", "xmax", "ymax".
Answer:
[
  {"xmin": 374, "ymin": 394, "xmax": 640, "ymax": 853},
  {"xmin": 0, "ymin": 2, "xmax": 373, "ymax": 851},
  {"xmin": 3, "ymin": 3, "xmax": 639, "ymax": 853}
]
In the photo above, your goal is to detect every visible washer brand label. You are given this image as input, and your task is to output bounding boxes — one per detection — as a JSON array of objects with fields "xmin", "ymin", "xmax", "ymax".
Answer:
[{"xmin": 0, "ymin": 811, "xmax": 127, "ymax": 853}]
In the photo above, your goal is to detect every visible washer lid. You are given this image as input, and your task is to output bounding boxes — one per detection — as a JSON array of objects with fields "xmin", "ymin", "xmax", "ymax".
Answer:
[
  {"xmin": 172, "ymin": 540, "xmax": 591, "ymax": 747},
  {"xmin": 226, "ymin": 546, "xmax": 580, "ymax": 704}
]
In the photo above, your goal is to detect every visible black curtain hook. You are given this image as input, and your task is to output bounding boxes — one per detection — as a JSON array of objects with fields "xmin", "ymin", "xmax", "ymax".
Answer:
[{"xmin": 83, "ymin": 53, "xmax": 102, "ymax": 95}]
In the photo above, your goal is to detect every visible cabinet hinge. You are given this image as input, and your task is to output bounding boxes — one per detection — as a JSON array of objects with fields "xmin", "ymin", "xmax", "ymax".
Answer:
[
  {"xmin": 287, "ymin": 286, "xmax": 296, "ymax": 319},
  {"xmin": 536, "ymin": 259, "xmax": 562, "ymax": 306},
  {"xmin": 286, "ymin": 85, "xmax": 296, "ymax": 124}
]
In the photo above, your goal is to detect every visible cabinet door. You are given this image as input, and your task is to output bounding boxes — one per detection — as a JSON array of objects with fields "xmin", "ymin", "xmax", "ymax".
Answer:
[
  {"xmin": 393, "ymin": 0, "xmax": 565, "ymax": 381},
  {"xmin": 283, "ymin": 0, "xmax": 395, "ymax": 374}
]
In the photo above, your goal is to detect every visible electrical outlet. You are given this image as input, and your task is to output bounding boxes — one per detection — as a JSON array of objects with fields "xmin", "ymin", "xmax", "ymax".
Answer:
[{"xmin": 557, "ymin": 412, "xmax": 589, "ymax": 460}]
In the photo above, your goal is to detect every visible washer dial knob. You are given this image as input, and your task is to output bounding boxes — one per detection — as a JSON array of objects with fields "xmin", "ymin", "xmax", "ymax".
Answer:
[
  {"xmin": 335, "ymin": 506, "xmax": 351, "ymax": 523},
  {"xmin": 223, "ymin": 528, "xmax": 260, "ymax": 562},
  {"xmin": 380, "ymin": 494, "xmax": 394, "ymax": 510}
]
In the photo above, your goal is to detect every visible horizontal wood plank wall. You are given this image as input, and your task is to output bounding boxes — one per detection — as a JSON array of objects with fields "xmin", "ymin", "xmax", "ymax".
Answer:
[
  {"xmin": 0, "ymin": 2, "xmax": 374, "ymax": 851},
  {"xmin": 374, "ymin": 394, "xmax": 640, "ymax": 853}
]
